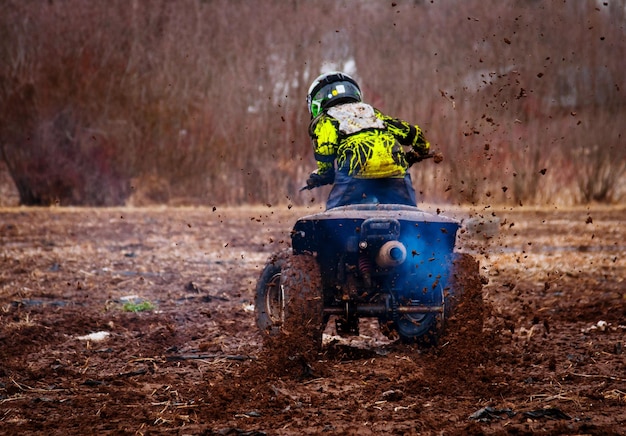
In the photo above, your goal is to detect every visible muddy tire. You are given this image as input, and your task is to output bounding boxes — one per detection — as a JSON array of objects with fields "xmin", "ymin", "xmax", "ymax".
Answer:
[
  {"xmin": 444, "ymin": 252, "xmax": 484, "ymax": 340},
  {"xmin": 255, "ymin": 249, "xmax": 291, "ymax": 336},
  {"xmin": 255, "ymin": 251, "xmax": 324, "ymax": 353},
  {"xmin": 280, "ymin": 254, "xmax": 324, "ymax": 353}
]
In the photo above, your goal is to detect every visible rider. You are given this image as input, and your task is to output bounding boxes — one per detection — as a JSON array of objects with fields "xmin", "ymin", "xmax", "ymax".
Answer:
[{"xmin": 304, "ymin": 71, "xmax": 434, "ymax": 209}]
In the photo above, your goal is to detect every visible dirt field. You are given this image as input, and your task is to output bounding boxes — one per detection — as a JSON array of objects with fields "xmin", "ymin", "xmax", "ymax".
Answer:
[{"xmin": 0, "ymin": 204, "xmax": 624, "ymax": 435}]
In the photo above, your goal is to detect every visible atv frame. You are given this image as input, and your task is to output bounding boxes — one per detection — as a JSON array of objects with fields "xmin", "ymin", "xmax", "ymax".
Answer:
[{"xmin": 255, "ymin": 203, "xmax": 481, "ymax": 350}]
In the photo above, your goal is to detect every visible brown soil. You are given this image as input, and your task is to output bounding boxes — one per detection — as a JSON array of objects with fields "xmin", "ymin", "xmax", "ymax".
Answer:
[{"xmin": 1, "ymin": 205, "xmax": 624, "ymax": 435}]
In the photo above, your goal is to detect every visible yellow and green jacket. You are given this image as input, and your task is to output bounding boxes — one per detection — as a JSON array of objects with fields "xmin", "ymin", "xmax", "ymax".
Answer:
[{"xmin": 309, "ymin": 102, "xmax": 430, "ymax": 180}]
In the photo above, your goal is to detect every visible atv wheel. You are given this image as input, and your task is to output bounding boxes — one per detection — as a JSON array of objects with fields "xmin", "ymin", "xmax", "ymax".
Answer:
[
  {"xmin": 445, "ymin": 252, "xmax": 484, "ymax": 339},
  {"xmin": 396, "ymin": 308, "xmax": 441, "ymax": 346},
  {"xmin": 280, "ymin": 254, "xmax": 324, "ymax": 352},
  {"xmin": 255, "ymin": 252, "xmax": 324, "ymax": 352},
  {"xmin": 395, "ymin": 253, "xmax": 482, "ymax": 346},
  {"xmin": 255, "ymin": 249, "xmax": 291, "ymax": 336}
]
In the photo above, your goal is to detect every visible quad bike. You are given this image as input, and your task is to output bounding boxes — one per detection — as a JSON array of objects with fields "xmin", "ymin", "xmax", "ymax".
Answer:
[{"xmin": 255, "ymin": 156, "xmax": 483, "ymax": 351}]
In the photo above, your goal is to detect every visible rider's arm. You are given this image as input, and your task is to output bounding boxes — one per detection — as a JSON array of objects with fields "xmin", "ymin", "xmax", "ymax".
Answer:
[
  {"xmin": 375, "ymin": 109, "xmax": 431, "ymax": 155},
  {"xmin": 309, "ymin": 116, "xmax": 338, "ymax": 181}
]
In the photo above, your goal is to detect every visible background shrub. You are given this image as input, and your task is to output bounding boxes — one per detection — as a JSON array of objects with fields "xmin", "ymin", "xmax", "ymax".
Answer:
[{"xmin": 1, "ymin": 0, "xmax": 624, "ymax": 206}]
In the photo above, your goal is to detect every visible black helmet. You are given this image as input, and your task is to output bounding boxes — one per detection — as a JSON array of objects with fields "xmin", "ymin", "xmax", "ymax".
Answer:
[{"xmin": 306, "ymin": 71, "xmax": 362, "ymax": 117}]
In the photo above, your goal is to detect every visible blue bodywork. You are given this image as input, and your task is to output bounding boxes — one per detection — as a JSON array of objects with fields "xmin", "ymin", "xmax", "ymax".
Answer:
[{"xmin": 291, "ymin": 204, "xmax": 460, "ymax": 312}]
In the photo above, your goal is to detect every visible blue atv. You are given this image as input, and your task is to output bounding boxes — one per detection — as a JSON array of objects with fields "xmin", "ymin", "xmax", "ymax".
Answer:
[{"xmin": 255, "ymin": 201, "xmax": 483, "ymax": 351}]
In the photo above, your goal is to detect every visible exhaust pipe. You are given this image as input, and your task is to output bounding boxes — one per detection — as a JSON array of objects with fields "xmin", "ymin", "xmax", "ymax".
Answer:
[{"xmin": 376, "ymin": 240, "xmax": 407, "ymax": 267}]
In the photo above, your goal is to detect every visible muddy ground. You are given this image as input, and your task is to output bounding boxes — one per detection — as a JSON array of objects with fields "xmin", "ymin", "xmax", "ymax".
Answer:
[{"xmin": 0, "ymin": 204, "xmax": 624, "ymax": 435}]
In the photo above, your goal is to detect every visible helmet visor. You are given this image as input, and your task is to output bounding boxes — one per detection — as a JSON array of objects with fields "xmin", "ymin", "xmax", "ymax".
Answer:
[{"xmin": 309, "ymin": 80, "xmax": 361, "ymax": 117}]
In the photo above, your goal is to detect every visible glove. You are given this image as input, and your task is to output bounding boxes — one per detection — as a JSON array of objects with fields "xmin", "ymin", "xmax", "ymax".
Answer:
[
  {"xmin": 404, "ymin": 150, "xmax": 423, "ymax": 167},
  {"xmin": 405, "ymin": 151, "xmax": 444, "ymax": 167},
  {"xmin": 302, "ymin": 170, "xmax": 334, "ymax": 190}
]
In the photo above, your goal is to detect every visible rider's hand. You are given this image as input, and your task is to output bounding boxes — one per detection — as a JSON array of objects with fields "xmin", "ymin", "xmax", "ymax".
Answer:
[
  {"xmin": 305, "ymin": 170, "xmax": 334, "ymax": 189},
  {"xmin": 404, "ymin": 151, "xmax": 421, "ymax": 167},
  {"xmin": 405, "ymin": 151, "xmax": 444, "ymax": 167}
]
